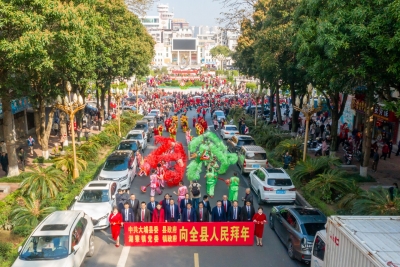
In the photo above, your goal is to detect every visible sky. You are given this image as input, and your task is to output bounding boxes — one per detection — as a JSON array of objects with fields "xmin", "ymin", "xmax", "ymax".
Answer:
[{"xmin": 148, "ymin": 0, "xmax": 226, "ymax": 26}]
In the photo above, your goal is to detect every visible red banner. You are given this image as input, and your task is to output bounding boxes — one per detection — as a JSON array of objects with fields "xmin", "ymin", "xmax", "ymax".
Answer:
[{"xmin": 123, "ymin": 223, "xmax": 254, "ymax": 246}]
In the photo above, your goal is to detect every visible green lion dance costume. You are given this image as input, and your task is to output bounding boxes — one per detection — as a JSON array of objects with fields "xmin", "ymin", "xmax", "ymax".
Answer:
[{"xmin": 186, "ymin": 131, "xmax": 238, "ymax": 183}]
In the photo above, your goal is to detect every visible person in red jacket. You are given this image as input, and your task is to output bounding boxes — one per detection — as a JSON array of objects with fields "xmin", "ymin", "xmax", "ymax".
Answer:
[
  {"xmin": 152, "ymin": 203, "xmax": 165, "ymax": 222},
  {"xmin": 192, "ymin": 117, "xmax": 196, "ymax": 127},
  {"xmin": 380, "ymin": 142, "xmax": 390, "ymax": 160}
]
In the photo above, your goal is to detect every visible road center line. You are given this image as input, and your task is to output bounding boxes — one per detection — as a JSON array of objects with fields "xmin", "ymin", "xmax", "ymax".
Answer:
[
  {"xmin": 194, "ymin": 253, "xmax": 199, "ymax": 267},
  {"xmin": 116, "ymin": 246, "xmax": 131, "ymax": 267}
]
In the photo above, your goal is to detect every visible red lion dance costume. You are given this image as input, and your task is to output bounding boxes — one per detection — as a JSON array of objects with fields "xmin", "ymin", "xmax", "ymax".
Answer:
[{"xmin": 139, "ymin": 136, "xmax": 187, "ymax": 186}]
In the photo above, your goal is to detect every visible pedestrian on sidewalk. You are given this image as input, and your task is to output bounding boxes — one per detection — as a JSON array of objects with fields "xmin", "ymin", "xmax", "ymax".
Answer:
[
  {"xmin": 0, "ymin": 141, "xmax": 6, "ymax": 153},
  {"xmin": 372, "ymin": 149, "xmax": 379, "ymax": 172},
  {"xmin": 0, "ymin": 152, "xmax": 9, "ymax": 176},
  {"xmin": 388, "ymin": 140, "xmax": 393, "ymax": 158},
  {"xmin": 18, "ymin": 148, "xmax": 27, "ymax": 171},
  {"xmin": 380, "ymin": 143, "xmax": 389, "ymax": 160},
  {"xmin": 283, "ymin": 152, "xmax": 292, "ymax": 169},
  {"xmin": 27, "ymin": 136, "xmax": 35, "ymax": 156}
]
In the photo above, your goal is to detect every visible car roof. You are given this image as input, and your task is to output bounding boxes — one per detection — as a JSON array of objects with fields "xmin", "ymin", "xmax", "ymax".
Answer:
[
  {"xmin": 32, "ymin": 211, "xmax": 83, "ymax": 236},
  {"xmin": 287, "ymin": 207, "xmax": 326, "ymax": 223},
  {"xmin": 234, "ymin": 135, "xmax": 255, "ymax": 140},
  {"xmin": 143, "ymin": 116, "xmax": 156, "ymax": 119},
  {"xmin": 261, "ymin": 167, "xmax": 290, "ymax": 178},
  {"xmin": 214, "ymin": 110, "xmax": 224, "ymax": 112},
  {"xmin": 241, "ymin": 145, "xmax": 266, "ymax": 152},
  {"xmin": 136, "ymin": 120, "xmax": 148, "ymax": 124},
  {"xmin": 128, "ymin": 130, "xmax": 144, "ymax": 134},
  {"xmin": 108, "ymin": 150, "xmax": 132, "ymax": 159},
  {"xmin": 224, "ymin": 125, "xmax": 237, "ymax": 128},
  {"xmin": 83, "ymin": 181, "xmax": 114, "ymax": 190},
  {"xmin": 150, "ymin": 109, "xmax": 160, "ymax": 112},
  {"xmin": 119, "ymin": 140, "xmax": 138, "ymax": 144}
]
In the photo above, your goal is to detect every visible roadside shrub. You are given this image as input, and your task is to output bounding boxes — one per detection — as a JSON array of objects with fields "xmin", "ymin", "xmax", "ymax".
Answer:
[
  {"xmin": 246, "ymin": 82, "xmax": 257, "ymax": 90},
  {"xmin": 12, "ymin": 225, "xmax": 34, "ymax": 237},
  {"xmin": 193, "ymin": 80, "xmax": 205, "ymax": 86}
]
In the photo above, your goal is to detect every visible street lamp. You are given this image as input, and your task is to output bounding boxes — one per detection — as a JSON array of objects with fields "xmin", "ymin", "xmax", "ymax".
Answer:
[
  {"xmin": 293, "ymin": 83, "xmax": 322, "ymax": 161},
  {"xmin": 55, "ymin": 81, "xmax": 85, "ymax": 179},
  {"xmin": 109, "ymin": 86, "xmax": 127, "ymax": 137}
]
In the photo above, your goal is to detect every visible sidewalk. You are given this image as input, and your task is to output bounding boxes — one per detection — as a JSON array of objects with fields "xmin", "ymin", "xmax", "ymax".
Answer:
[
  {"xmin": 0, "ymin": 126, "xmax": 102, "ymax": 178},
  {"xmin": 278, "ymin": 121, "xmax": 400, "ymax": 189}
]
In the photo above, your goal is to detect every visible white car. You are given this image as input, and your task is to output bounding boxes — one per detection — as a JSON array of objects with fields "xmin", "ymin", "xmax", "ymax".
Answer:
[
  {"xmin": 220, "ymin": 125, "xmax": 239, "ymax": 139},
  {"xmin": 70, "ymin": 181, "xmax": 119, "ymax": 230},
  {"xmin": 98, "ymin": 150, "xmax": 136, "ymax": 190},
  {"xmin": 13, "ymin": 211, "xmax": 94, "ymax": 267},
  {"xmin": 250, "ymin": 167, "xmax": 296, "ymax": 204},
  {"xmin": 213, "ymin": 110, "xmax": 226, "ymax": 122},
  {"xmin": 148, "ymin": 109, "xmax": 160, "ymax": 120},
  {"xmin": 125, "ymin": 130, "xmax": 147, "ymax": 151}
]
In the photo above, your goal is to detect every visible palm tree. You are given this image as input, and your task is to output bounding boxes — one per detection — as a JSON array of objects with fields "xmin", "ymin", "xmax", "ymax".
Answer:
[
  {"xmin": 76, "ymin": 141, "xmax": 101, "ymax": 161},
  {"xmin": 20, "ymin": 166, "xmax": 67, "ymax": 200},
  {"xmin": 353, "ymin": 188, "xmax": 400, "ymax": 215},
  {"xmin": 54, "ymin": 151, "xmax": 87, "ymax": 178},
  {"xmin": 275, "ymin": 138, "xmax": 303, "ymax": 164},
  {"xmin": 305, "ymin": 169, "xmax": 352, "ymax": 203},
  {"xmin": 292, "ymin": 156, "xmax": 340, "ymax": 183},
  {"xmin": 337, "ymin": 181, "xmax": 364, "ymax": 210},
  {"xmin": 11, "ymin": 194, "xmax": 56, "ymax": 227}
]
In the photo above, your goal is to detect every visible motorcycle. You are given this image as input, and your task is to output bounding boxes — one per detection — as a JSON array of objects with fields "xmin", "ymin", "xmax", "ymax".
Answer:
[
  {"xmin": 315, "ymin": 144, "xmax": 330, "ymax": 156},
  {"xmin": 307, "ymin": 137, "xmax": 322, "ymax": 150},
  {"xmin": 343, "ymin": 147, "xmax": 353, "ymax": 165}
]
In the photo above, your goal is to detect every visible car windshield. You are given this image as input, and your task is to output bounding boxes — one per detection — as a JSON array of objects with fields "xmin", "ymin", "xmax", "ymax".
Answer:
[
  {"xmin": 135, "ymin": 124, "xmax": 148, "ymax": 131},
  {"xmin": 226, "ymin": 126, "xmax": 238, "ymax": 131},
  {"xmin": 103, "ymin": 159, "xmax": 128, "ymax": 171},
  {"xmin": 78, "ymin": 189, "xmax": 109, "ymax": 203},
  {"xmin": 126, "ymin": 134, "xmax": 142, "ymax": 140},
  {"xmin": 246, "ymin": 152, "xmax": 267, "ymax": 160},
  {"xmin": 215, "ymin": 111, "xmax": 224, "ymax": 116},
  {"xmin": 303, "ymin": 223, "xmax": 326, "ymax": 236},
  {"xmin": 267, "ymin": 179, "xmax": 293, "ymax": 186},
  {"xmin": 20, "ymin": 236, "xmax": 69, "ymax": 260},
  {"xmin": 117, "ymin": 142, "xmax": 138, "ymax": 151},
  {"xmin": 238, "ymin": 140, "xmax": 256, "ymax": 146}
]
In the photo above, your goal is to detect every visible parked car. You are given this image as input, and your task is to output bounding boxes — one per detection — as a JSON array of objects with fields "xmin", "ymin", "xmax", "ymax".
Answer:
[
  {"xmin": 116, "ymin": 140, "xmax": 141, "ymax": 153},
  {"xmin": 142, "ymin": 115, "xmax": 156, "ymax": 132},
  {"xmin": 213, "ymin": 110, "xmax": 226, "ymax": 122},
  {"xmin": 220, "ymin": 125, "xmax": 239, "ymax": 139},
  {"xmin": 134, "ymin": 120, "xmax": 151, "ymax": 140},
  {"xmin": 227, "ymin": 135, "xmax": 256, "ymax": 153},
  {"xmin": 148, "ymin": 109, "xmax": 161, "ymax": 121},
  {"xmin": 125, "ymin": 130, "xmax": 147, "ymax": 151},
  {"xmin": 250, "ymin": 167, "xmax": 296, "ymax": 204},
  {"xmin": 70, "ymin": 181, "xmax": 119, "ymax": 230},
  {"xmin": 13, "ymin": 211, "xmax": 94, "ymax": 267},
  {"xmin": 98, "ymin": 150, "xmax": 136, "ymax": 190},
  {"xmin": 269, "ymin": 206, "xmax": 327, "ymax": 264},
  {"xmin": 237, "ymin": 146, "xmax": 268, "ymax": 175}
]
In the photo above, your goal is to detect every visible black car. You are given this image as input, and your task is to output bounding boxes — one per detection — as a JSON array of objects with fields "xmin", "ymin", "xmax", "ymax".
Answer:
[
  {"xmin": 269, "ymin": 206, "xmax": 327, "ymax": 264},
  {"xmin": 116, "ymin": 140, "xmax": 141, "ymax": 153}
]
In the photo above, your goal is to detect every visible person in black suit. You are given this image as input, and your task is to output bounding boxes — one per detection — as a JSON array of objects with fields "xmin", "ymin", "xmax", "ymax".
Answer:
[
  {"xmin": 136, "ymin": 202, "xmax": 151, "ymax": 222},
  {"xmin": 121, "ymin": 202, "xmax": 135, "ymax": 222},
  {"xmin": 165, "ymin": 199, "xmax": 179, "ymax": 222},
  {"xmin": 197, "ymin": 202, "xmax": 209, "ymax": 222},
  {"xmin": 221, "ymin": 195, "xmax": 231, "ymax": 217},
  {"xmin": 211, "ymin": 201, "xmax": 226, "ymax": 222},
  {"xmin": 147, "ymin": 196, "xmax": 159, "ymax": 218},
  {"xmin": 160, "ymin": 193, "xmax": 171, "ymax": 211},
  {"xmin": 116, "ymin": 189, "xmax": 129, "ymax": 211},
  {"xmin": 180, "ymin": 193, "xmax": 192, "ymax": 213},
  {"xmin": 201, "ymin": 195, "xmax": 212, "ymax": 215},
  {"xmin": 128, "ymin": 194, "xmax": 140, "ymax": 214},
  {"xmin": 228, "ymin": 201, "xmax": 241, "ymax": 222},
  {"xmin": 241, "ymin": 200, "xmax": 255, "ymax": 222},
  {"xmin": 242, "ymin": 188, "xmax": 253, "ymax": 206},
  {"xmin": 182, "ymin": 203, "xmax": 197, "ymax": 222}
]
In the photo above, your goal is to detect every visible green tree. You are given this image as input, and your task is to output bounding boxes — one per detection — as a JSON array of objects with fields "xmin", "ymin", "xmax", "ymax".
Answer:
[
  {"xmin": 353, "ymin": 188, "xmax": 400, "ymax": 215},
  {"xmin": 54, "ymin": 151, "xmax": 88, "ymax": 178},
  {"xmin": 20, "ymin": 166, "xmax": 67, "ymax": 200},
  {"xmin": 10, "ymin": 195, "xmax": 56, "ymax": 227}
]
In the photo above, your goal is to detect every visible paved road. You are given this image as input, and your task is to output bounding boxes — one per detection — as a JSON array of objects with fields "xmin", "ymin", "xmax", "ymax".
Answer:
[{"xmin": 82, "ymin": 107, "xmax": 307, "ymax": 267}]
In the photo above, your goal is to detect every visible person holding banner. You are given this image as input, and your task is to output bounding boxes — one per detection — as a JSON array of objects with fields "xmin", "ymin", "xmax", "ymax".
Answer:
[
  {"xmin": 211, "ymin": 201, "xmax": 226, "ymax": 222},
  {"xmin": 165, "ymin": 199, "xmax": 179, "ymax": 222},
  {"xmin": 182, "ymin": 203, "xmax": 197, "ymax": 222},
  {"xmin": 241, "ymin": 200, "xmax": 255, "ymax": 222},
  {"xmin": 109, "ymin": 207, "xmax": 123, "ymax": 247},
  {"xmin": 253, "ymin": 207, "xmax": 267, "ymax": 246},
  {"xmin": 152, "ymin": 203, "xmax": 165, "ymax": 222},
  {"xmin": 228, "ymin": 201, "xmax": 241, "ymax": 222},
  {"xmin": 197, "ymin": 202, "xmax": 209, "ymax": 222}
]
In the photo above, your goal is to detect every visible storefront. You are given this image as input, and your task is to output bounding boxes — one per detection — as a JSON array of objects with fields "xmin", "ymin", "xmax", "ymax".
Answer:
[
  {"xmin": 372, "ymin": 104, "xmax": 398, "ymax": 143},
  {"xmin": 351, "ymin": 97, "xmax": 366, "ymax": 132}
]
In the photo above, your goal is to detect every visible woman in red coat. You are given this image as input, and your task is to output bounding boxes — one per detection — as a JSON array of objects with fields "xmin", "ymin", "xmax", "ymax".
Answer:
[
  {"xmin": 152, "ymin": 203, "xmax": 165, "ymax": 222},
  {"xmin": 109, "ymin": 207, "xmax": 123, "ymax": 247},
  {"xmin": 253, "ymin": 207, "xmax": 267, "ymax": 246}
]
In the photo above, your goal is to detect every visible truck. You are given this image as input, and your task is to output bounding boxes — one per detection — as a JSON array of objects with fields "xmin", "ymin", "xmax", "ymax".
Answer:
[{"xmin": 311, "ymin": 216, "xmax": 400, "ymax": 267}]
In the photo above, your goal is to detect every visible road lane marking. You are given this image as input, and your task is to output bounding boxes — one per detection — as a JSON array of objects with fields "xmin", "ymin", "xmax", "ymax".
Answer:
[
  {"xmin": 116, "ymin": 246, "xmax": 130, "ymax": 267},
  {"xmin": 194, "ymin": 253, "xmax": 199, "ymax": 267}
]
